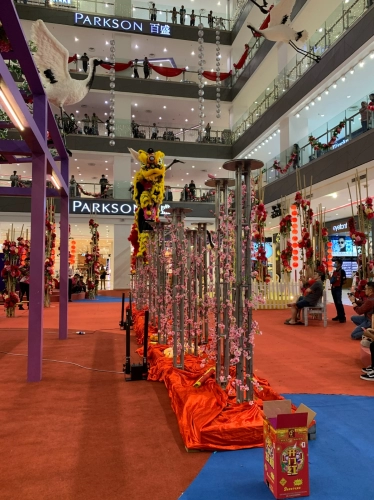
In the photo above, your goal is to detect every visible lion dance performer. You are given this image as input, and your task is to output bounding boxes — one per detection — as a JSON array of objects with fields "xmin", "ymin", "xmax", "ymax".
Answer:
[{"xmin": 128, "ymin": 147, "xmax": 183, "ymax": 265}]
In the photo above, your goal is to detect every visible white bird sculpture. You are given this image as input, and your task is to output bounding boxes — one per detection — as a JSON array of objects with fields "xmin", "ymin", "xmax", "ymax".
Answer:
[
  {"xmin": 30, "ymin": 19, "xmax": 104, "ymax": 113},
  {"xmin": 247, "ymin": 0, "xmax": 321, "ymax": 63}
]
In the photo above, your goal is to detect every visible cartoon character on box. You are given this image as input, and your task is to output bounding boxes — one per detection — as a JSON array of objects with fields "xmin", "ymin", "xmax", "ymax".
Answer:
[{"xmin": 128, "ymin": 147, "xmax": 183, "ymax": 262}]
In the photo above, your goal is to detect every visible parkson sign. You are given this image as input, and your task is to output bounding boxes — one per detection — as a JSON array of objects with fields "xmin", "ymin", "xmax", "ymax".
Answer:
[
  {"xmin": 70, "ymin": 199, "xmax": 171, "ymax": 216},
  {"xmin": 74, "ymin": 13, "xmax": 172, "ymax": 37}
]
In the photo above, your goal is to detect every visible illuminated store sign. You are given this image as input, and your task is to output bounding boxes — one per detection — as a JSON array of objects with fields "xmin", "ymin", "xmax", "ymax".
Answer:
[
  {"xmin": 70, "ymin": 200, "xmax": 170, "ymax": 216},
  {"xmin": 74, "ymin": 13, "xmax": 172, "ymax": 36}
]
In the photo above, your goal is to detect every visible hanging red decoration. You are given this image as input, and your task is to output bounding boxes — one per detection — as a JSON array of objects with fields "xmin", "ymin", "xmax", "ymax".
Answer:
[
  {"xmin": 149, "ymin": 64, "xmax": 186, "ymax": 77},
  {"xmin": 202, "ymin": 70, "xmax": 232, "ymax": 82},
  {"xmin": 233, "ymin": 45, "xmax": 249, "ymax": 70},
  {"xmin": 100, "ymin": 61, "xmax": 132, "ymax": 72}
]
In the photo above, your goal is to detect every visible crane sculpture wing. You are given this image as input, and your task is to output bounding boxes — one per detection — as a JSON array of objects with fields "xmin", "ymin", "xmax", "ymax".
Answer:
[
  {"xmin": 30, "ymin": 20, "xmax": 70, "ymax": 85},
  {"xmin": 267, "ymin": 0, "xmax": 297, "ymax": 28}
]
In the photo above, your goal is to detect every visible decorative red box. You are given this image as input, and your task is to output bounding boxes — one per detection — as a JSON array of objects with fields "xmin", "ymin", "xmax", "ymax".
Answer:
[{"xmin": 263, "ymin": 401, "xmax": 311, "ymax": 499}]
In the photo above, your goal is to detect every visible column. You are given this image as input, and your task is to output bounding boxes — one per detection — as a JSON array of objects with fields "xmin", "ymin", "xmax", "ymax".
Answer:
[
  {"xmin": 115, "ymin": 0, "xmax": 132, "ymax": 17},
  {"xmin": 113, "ymin": 155, "xmax": 132, "ymax": 199},
  {"xmin": 114, "ymin": 93, "xmax": 132, "ymax": 139},
  {"xmin": 113, "ymin": 221, "xmax": 132, "ymax": 289}
]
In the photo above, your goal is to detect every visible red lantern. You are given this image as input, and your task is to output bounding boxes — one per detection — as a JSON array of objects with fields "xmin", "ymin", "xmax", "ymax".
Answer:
[
  {"xmin": 291, "ymin": 205, "xmax": 296, "ymax": 210},
  {"xmin": 291, "ymin": 217, "xmax": 298, "ymax": 223},
  {"xmin": 292, "ymin": 256, "xmax": 298, "ymax": 261},
  {"xmin": 292, "ymin": 242, "xmax": 298, "ymax": 248},
  {"xmin": 292, "ymin": 229, "xmax": 298, "ymax": 235},
  {"xmin": 292, "ymin": 211, "xmax": 298, "ymax": 217},
  {"xmin": 292, "ymin": 249, "xmax": 298, "ymax": 255},
  {"xmin": 71, "ymin": 240, "xmax": 76, "ymax": 245},
  {"xmin": 327, "ymin": 242, "xmax": 333, "ymax": 247},
  {"xmin": 292, "ymin": 236, "xmax": 298, "ymax": 242},
  {"xmin": 292, "ymin": 262, "xmax": 298, "ymax": 268}
]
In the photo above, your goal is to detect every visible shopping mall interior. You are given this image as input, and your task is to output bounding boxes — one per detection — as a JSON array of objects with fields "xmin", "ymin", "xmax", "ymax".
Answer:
[{"xmin": 0, "ymin": 1, "xmax": 373, "ymax": 499}]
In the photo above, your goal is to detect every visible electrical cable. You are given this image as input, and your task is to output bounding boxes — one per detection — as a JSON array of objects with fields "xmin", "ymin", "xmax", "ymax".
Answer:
[{"xmin": 0, "ymin": 329, "xmax": 128, "ymax": 374}]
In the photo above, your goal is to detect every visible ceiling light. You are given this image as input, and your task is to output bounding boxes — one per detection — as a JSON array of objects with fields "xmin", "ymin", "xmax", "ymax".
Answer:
[
  {"xmin": 75, "ymin": 37, "xmax": 79, "ymax": 41},
  {"xmin": 359, "ymin": 60, "xmax": 365, "ymax": 67},
  {"xmin": 106, "ymin": 168, "xmax": 108, "ymax": 171},
  {"xmin": 163, "ymin": 48, "xmax": 167, "ymax": 52},
  {"xmin": 273, "ymin": 132, "xmax": 277, "ymax": 136},
  {"xmin": 311, "ymin": 101, "xmax": 315, "ymax": 106},
  {"xmin": 106, "ymin": 41, "xmax": 109, "ymax": 45},
  {"xmin": 333, "ymin": 83, "xmax": 337, "ymax": 88},
  {"xmin": 341, "ymin": 75, "xmax": 346, "ymax": 82},
  {"xmin": 191, "ymin": 51, "xmax": 195, "ymax": 55},
  {"xmin": 318, "ymin": 28, "xmax": 323, "ymax": 32},
  {"xmin": 105, "ymin": 160, "xmax": 108, "ymax": 163},
  {"xmin": 192, "ymin": 165, "xmax": 195, "ymax": 168},
  {"xmin": 261, "ymin": 142, "xmax": 265, "ymax": 145},
  {"xmin": 254, "ymin": 148, "xmax": 257, "ymax": 151},
  {"xmin": 105, "ymin": 101, "xmax": 108, "ymax": 104},
  {"xmin": 350, "ymin": 68, "xmax": 354, "ymax": 74},
  {"xmin": 159, "ymin": 117, "xmax": 162, "ymax": 119},
  {"xmin": 185, "ymin": 119, "xmax": 188, "ymax": 122},
  {"xmin": 258, "ymin": 145, "xmax": 261, "ymax": 149},
  {"xmin": 347, "ymin": 95, "xmax": 351, "ymax": 98},
  {"xmin": 332, "ymin": 193, "xmax": 337, "ymax": 198},
  {"xmin": 163, "ymin": 106, "xmax": 166, "ymax": 109},
  {"xmin": 104, "ymin": 113, "xmax": 107, "ymax": 116},
  {"xmin": 74, "ymin": 159, "xmax": 77, "ymax": 161},
  {"xmin": 324, "ymin": 89, "xmax": 329, "ymax": 95},
  {"xmin": 317, "ymin": 95, "xmax": 322, "ymax": 100},
  {"xmin": 134, "ymin": 103, "xmax": 137, "ymax": 106},
  {"xmin": 269, "ymin": 136, "xmax": 272, "ymax": 140},
  {"xmin": 135, "ymin": 44, "xmax": 138, "ymax": 48},
  {"xmin": 296, "ymin": 113, "xmax": 300, "ymax": 118},
  {"xmin": 191, "ymin": 108, "xmax": 194, "ymax": 111},
  {"xmin": 265, "ymin": 139, "xmax": 268, "ymax": 143},
  {"xmin": 370, "ymin": 52, "xmax": 374, "ymax": 59},
  {"xmin": 306, "ymin": 105, "xmax": 309, "ymax": 110},
  {"xmin": 321, "ymin": 114, "xmax": 325, "ymax": 117}
]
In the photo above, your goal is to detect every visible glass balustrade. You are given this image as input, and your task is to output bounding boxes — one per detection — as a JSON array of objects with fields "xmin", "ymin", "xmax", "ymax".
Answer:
[
  {"xmin": 255, "ymin": 94, "xmax": 374, "ymax": 186},
  {"xmin": 232, "ymin": 0, "xmax": 369, "ymax": 141},
  {"xmin": 0, "ymin": 175, "xmax": 215, "ymax": 201}
]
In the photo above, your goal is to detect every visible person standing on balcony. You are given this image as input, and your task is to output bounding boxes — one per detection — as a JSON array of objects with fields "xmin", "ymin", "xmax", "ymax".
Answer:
[
  {"xmin": 330, "ymin": 258, "xmax": 346, "ymax": 323},
  {"xmin": 10, "ymin": 171, "xmax": 19, "ymax": 187},
  {"xmin": 180, "ymin": 5, "xmax": 186, "ymax": 25},
  {"xmin": 132, "ymin": 59, "xmax": 140, "ymax": 78},
  {"xmin": 150, "ymin": 3, "xmax": 157, "ymax": 21},
  {"xmin": 359, "ymin": 102, "xmax": 369, "ymax": 133},
  {"xmin": 190, "ymin": 10, "xmax": 196, "ymax": 26},
  {"xmin": 189, "ymin": 180, "xmax": 196, "ymax": 198},
  {"xmin": 171, "ymin": 7, "xmax": 177, "ymax": 24},
  {"xmin": 151, "ymin": 123, "xmax": 158, "ymax": 139},
  {"xmin": 82, "ymin": 113, "xmax": 91, "ymax": 134},
  {"xmin": 292, "ymin": 144, "xmax": 300, "ymax": 169},
  {"xmin": 69, "ymin": 175, "xmax": 77, "ymax": 197},
  {"xmin": 205, "ymin": 122, "xmax": 211, "ymax": 141},
  {"xmin": 143, "ymin": 57, "xmax": 150, "ymax": 79},
  {"xmin": 80, "ymin": 53, "xmax": 89, "ymax": 73},
  {"xmin": 91, "ymin": 113, "xmax": 103, "ymax": 136},
  {"xmin": 208, "ymin": 11, "xmax": 214, "ymax": 28},
  {"xmin": 99, "ymin": 174, "xmax": 108, "ymax": 196}
]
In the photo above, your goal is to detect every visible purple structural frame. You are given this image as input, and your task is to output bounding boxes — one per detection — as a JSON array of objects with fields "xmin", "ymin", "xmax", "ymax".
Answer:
[{"xmin": 0, "ymin": 0, "xmax": 69, "ymax": 382}]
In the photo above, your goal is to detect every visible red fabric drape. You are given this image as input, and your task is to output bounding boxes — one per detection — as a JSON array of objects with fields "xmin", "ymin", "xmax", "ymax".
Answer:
[
  {"xmin": 233, "ymin": 48, "xmax": 249, "ymax": 70},
  {"xmin": 202, "ymin": 70, "xmax": 232, "ymax": 82},
  {"xmin": 68, "ymin": 54, "xmax": 77, "ymax": 63},
  {"xmin": 100, "ymin": 61, "xmax": 132, "ymax": 72},
  {"xmin": 148, "ymin": 64, "xmax": 186, "ymax": 77}
]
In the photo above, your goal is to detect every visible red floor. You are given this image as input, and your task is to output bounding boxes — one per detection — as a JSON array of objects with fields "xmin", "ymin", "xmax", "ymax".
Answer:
[{"xmin": 0, "ymin": 301, "xmax": 372, "ymax": 500}]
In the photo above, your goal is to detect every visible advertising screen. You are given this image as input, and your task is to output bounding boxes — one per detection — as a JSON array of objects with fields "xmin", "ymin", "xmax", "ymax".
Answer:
[{"xmin": 329, "ymin": 235, "xmax": 357, "ymax": 257}]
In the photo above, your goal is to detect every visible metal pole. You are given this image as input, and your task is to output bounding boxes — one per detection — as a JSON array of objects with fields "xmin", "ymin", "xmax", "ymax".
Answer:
[
  {"xmin": 244, "ymin": 167, "xmax": 253, "ymax": 402},
  {"xmin": 235, "ymin": 163, "xmax": 244, "ymax": 403},
  {"xmin": 172, "ymin": 211, "xmax": 179, "ymax": 368},
  {"xmin": 179, "ymin": 219, "xmax": 185, "ymax": 369},
  {"xmin": 193, "ymin": 230, "xmax": 198, "ymax": 356},
  {"xmin": 222, "ymin": 180, "xmax": 231, "ymax": 385},
  {"xmin": 215, "ymin": 182, "xmax": 222, "ymax": 384}
]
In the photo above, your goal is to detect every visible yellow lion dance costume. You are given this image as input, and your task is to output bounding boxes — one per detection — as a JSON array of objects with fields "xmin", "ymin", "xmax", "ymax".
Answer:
[{"xmin": 128, "ymin": 147, "xmax": 181, "ymax": 261}]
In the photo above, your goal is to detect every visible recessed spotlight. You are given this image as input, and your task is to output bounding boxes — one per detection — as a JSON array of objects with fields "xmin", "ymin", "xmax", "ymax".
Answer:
[
  {"xmin": 163, "ymin": 106, "xmax": 166, "ymax": 109},
  {"xmin": 325, "ymin": 89, "xmax": 329, "ymax": 95},
  {"xmin": 105, "ymin": 101, "xmax": 108, "ymax": 104},
  {"xmin": 359, "ymin": 60, "xmax": 365, "ymax": 67},
  {"xmin": 75, "ymin": 37, "xmax": 79, "ymax": 42},
  {"xmin": 135, "ymin": 44, "xmax": 138, "ymax": 48},
  {"xmin": 333, "ymin": 83, "xmax": 337, "ymax": 89},
  {"xmin": 306, "ymin": 106, "xmax": 310, "ymax": 110},
  {"xmin": 159, "ymin": 117, "xmax": 162, "ymax": 119},
  {"xmin": 163, "ymin": 48, "xmax": 167, "ymax": 52},
  {"xmin": 106, "ymin": 41, "xmax": 109, "ymax": 45},
  {"xmin": 350, "ymin": 68, "xmax": 355, "ymax": 74},
  {"xmin": 185, "ymin": 119, "xmax": 188, "ymax": 122},
  {"xmin": 132, "ymin": 114, "xmax": 135, "ymax": 118},
  {"xmin": 296, "ymin": 113, "xmax": 300, "ymax": 118},
  {"xmin": 347, "ymin": 95, "xmax": 351, "ymax": 98},
  {"xmin": 105, "ymin": 160, "xmax": 108, "ymax": 163},
  {"xmin": 134, "ymin": 103, "xmax": 137, "ymax": 106},
  {"xmin": 74, "ymin": 159, "xmax": 77, "ymax": 161},
  {"xmin": 311, "ymin": 101, "xmax": 315, "ymax": 106},
  {"xmin": 341, "ymin": 76, "xmax": 346, "ymax": 82},
  {"xmin": 191, "ymin": 108, "xmax": 194, "ymax": 111},
  {"xmin": 191, "ymin": 51, "xmax": 195, "ymax": 55},
  {"xmin": 192, "ymin": 165, "xmax": 195, "ymax": 168},
  {"xmin": 370, "ymin": 52, "xmax": 374, "ymax": 59}
]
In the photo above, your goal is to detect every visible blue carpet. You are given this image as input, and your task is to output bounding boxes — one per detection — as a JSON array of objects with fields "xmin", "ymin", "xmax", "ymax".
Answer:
[
  {"xmin": 181, "ymin": 394, "xmax": 374, "ymax": 500},
  {"xmin": 75, "ymin": 296, "xmax": 129, "ymax": 303}
]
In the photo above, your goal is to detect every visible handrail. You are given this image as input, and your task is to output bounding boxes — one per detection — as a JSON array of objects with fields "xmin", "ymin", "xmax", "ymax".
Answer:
[
  {"xmin": 232, "ymin": 0, "xmax": 369, "ymax": 140},
  {"xmin": 255, "ymin": 104, "xmax": 374, "ymax": 185}
]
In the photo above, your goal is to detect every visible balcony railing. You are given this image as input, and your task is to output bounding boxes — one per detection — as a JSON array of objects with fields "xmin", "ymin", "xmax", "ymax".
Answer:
[
  {"xmin": 18, "ymin": 1, "xmax": 232, "ymax": 29},
  {"xmin": 255, "ymin": 95, "xmax": 374, "ymax": 186},
  {"xmin": 232, "ymin": 0, "xmax": 370, "ymax": 141}
]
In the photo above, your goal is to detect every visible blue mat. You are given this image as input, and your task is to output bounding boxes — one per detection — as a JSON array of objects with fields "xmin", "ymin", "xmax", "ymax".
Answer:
[
  {"xmin": 75, "ymin": 296, "xmax": 129, "ymax": 303},
  {"xmin": 181, "ymin": 394, "xmax": 374, "ymax": 500}
]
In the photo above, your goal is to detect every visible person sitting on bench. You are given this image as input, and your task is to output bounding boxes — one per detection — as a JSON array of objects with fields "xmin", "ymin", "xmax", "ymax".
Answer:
[{"xmin": 285, "ymin": 271, "xmax": 324, "ymax": 325}]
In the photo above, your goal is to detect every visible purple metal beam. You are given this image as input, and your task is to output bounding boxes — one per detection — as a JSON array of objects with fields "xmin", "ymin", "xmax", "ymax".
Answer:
[
  {"xmin": 1, "ymin": 0, "xmax": 45, "ymax": 96},
  {"xmin": 0, "ymin": 43, "xmax": 68, "ymax": 196},
  {"xmin": 0, "ymin": 187, "xmax": 60, "ymax": 197},
  {"xmin": 59, "ymin": 157, "xmax": 69, "ymax": 340},
  {"xmin": 0, "ymin": 139, "xmax": 31, "ymax": 155},
  {"xmin": 47, "ymin": 107, "xmax": 69, "ymax": 162},
  {"xmin": 27, "ymin": 94, "xmax": 47, "ymax": 383}
]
